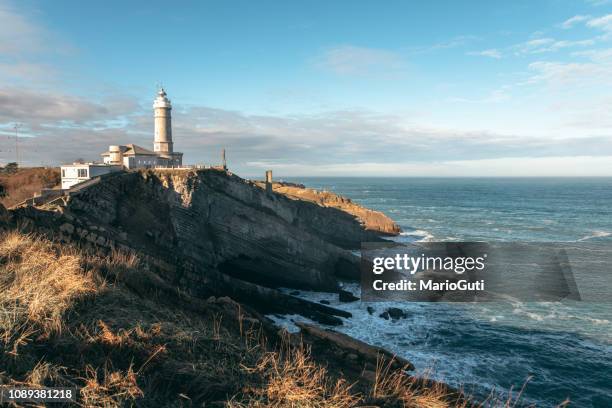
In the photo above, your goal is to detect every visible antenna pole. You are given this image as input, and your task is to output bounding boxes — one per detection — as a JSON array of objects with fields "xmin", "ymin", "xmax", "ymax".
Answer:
[{"xmin": 13, "ymin": 123, "xmax": 21, "ymax": 167}]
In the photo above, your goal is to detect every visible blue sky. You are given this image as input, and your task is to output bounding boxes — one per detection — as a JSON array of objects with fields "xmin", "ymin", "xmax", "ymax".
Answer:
[{"xmin": 1, "ymin": 0, "xmax": 612, "ymax": 176}]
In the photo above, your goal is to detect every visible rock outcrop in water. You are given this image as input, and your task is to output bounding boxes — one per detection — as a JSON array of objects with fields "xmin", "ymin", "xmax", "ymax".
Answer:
[{"xmin": 7, "ymin": 169, "xmax": 399, "ymax": 324}]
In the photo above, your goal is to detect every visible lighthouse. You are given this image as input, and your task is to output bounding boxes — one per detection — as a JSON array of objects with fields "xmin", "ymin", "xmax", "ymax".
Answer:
[
  {"xmin": 100, "ymin": 88, "xmax": 182, "ymax": 168},
  {"xmin": 153, "ymin": 88, "xmax": 173, "ymax": 155},
  {"xmin": 151, "ymin": 88, "xmax": 182, "ymax": 166}
]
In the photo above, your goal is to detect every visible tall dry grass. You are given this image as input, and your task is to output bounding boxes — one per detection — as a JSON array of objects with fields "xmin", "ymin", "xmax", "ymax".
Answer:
[
  {"xmin": 0, "ymin": 231, "xmax": 149, "ymax": 407},
  {"xmin": 228, "ymin": 337, "xmax": 360, "ymax": 408},
  {"xmin": 0, "ymin": 231, "xmax": 98, "ymax": 355},
  {"xmin": 79, "ymin": 364, "xmax": 144, "ymax": 407}
]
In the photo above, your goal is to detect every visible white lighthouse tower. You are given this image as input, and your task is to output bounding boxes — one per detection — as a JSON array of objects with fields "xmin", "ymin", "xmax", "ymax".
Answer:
[
  {"xmin": 153, "ymin": 88, "xmax": 173, "ymax": 154},
  {"xmin": 152, "ymin": 88, "xmax": 182, "ymax": 166}
]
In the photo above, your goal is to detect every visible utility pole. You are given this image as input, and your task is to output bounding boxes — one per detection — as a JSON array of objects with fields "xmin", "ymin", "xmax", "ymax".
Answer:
[
  {"xmin": 222, "ymin": 148, "xmax": 227, "ymax": 170},
  {"xmin": 13, "ymin": 123, "xmax": 22, "ymax": 167}
]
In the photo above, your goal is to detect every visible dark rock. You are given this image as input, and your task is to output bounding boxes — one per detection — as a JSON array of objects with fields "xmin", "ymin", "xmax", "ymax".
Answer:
[
  {"xmin": 295, "ymin": 322, "xmax": 414, "ymax": 370},
  {"xmin": 338, "ymin": 289, "xmax": 359, "ymax": 302},
  {"xmin": 379, "ymin": 311, "xmax": 390, "ymax": 320},
  {"xmin": 213, "ymin": 271, "xmax": 351, "ymax": 325},
  {"xmin": 313, "ymin": 313, "xmax": 344, "ymax": 326},
  {"xmin": 320, "ymin": 300, "xmax": 330, "ymax": 305},
  {"xmin": 366, "ymin": 306, "xmax": 375, "ymax": 315},
  {"xmin": 387, "ymin": 307, "xmax": 409, "ymax": 320}
]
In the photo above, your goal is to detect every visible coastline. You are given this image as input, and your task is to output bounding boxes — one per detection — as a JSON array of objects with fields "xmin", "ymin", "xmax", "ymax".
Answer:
[
  {"xmin": 273, "ymin": 177, "xmax": 612, "ymax": 407},
  {"xmin": 2, "ymin": 168, "xmax": 479, "ymax": 406},
  {"xmin": 4, "ymin": 170, "xmax": 610, "ymax": 405}
]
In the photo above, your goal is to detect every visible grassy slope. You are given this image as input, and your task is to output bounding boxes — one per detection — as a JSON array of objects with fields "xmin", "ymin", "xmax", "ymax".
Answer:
[
  {"xmin": 0, "ymin": 168, "xmax": 60, "ymax": 207},
  {"xmin": 0, "ymin": 230, "xmax": 548, "ymax": 408},
  {"xmin": 1, "ymin": 230, "xmax": 480, "ymax": 408}
]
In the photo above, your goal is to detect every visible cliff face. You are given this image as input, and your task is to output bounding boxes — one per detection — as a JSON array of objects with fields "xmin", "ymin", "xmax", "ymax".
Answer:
[
  {"xmin": 270, "ymin": 182, "xmax": 401, "ymax": 239},
  {"xmin": 29, "ymin": 170, "xmax": 395, "ymax": 294}
]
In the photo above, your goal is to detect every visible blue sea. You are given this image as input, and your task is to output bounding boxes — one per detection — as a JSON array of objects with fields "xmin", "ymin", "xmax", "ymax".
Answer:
[{"xmin": 273, "ymin": 178, "xmax": 612, "ymax": 407}]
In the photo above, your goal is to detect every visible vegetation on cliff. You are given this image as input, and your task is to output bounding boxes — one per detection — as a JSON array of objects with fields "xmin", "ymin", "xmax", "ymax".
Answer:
[
  {"xmin": 0, "ymin": 167, "xmax": 60, "ymax": 208},
  {"xmin": 0, "ymin": 230, "xmax": 478, "ymax": 407}
]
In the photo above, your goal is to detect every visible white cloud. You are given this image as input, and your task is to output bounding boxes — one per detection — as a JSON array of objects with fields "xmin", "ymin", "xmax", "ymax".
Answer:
[
  {"xmin": 572, "ymin": 47, "xmax": 612, "ymax": 61},
  {"xmin": 527, "ymin": 60, "xmax": 612, "ymax": 86},
  {"xmin": 512, "ymin": 37, "xmax": 595, "ymax": 55},
  {"xmin": 561, "ymin": 15, "xmax": 592, "ymax": 29},
  {"xmin": 587, "ymin": 13, "xmax": 612, "ymax": 31},
  {"xmin": 314, "ymin": 45, "xmax": 406, "ymax": 76},
  {"xmin": 245, "ymin": 156, "xmax": 612, "ymax": 177},
  {"xmin": 0, "ymin": 87, "xmax": 139, "ymax": 124},
  {"xmin": 0, "ymin": 61, "xmax": 55, "ymax": 81},
  {"xmin": 467, "ymin": 49, "xmax": 502, "ymax": 59}
]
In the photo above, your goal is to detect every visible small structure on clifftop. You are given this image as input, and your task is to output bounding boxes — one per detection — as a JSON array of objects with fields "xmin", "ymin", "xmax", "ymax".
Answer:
[{"xmin": 265, "ymin": 170, "xmax": 273, "ymax": 193}]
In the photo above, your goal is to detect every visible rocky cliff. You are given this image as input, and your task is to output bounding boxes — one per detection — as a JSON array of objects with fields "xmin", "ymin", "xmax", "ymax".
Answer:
[
  {"xmin": 7, "ymin": 169, "xmax": 398, "ymax": 324},
  {"xmin": 269, "ymin": 181, "xmax": 401, "ymax": 239}
]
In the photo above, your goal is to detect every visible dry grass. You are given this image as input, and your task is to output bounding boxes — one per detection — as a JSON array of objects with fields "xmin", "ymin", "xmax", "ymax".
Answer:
[
  {"xmin": 229, "ymin": 337, "xmax": 360, "ymax": 408},
  {"xmin": 371, "ymin": 358, "xmax": 461, "ymax": 408},
  {"xmin": 0, "ymin": 231, "xmax": 98, "ymax": 355},
  {"xmin": 229, "ymin": 336, "xmax": 561, "ymax": 408},
  {"xmin": 79, "ymin": 364, "xmax": 144, "ymax": 407}
]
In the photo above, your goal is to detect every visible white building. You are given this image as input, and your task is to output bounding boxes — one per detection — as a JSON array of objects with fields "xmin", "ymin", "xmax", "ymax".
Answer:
[
  {"xmin": 60, "ymin": 163, "xmax": 122, "ymax": 189},
  {"xmin": 100, "ymin": 88, "xmax": 183, "ymax": 169},
  {"xmin": 101, "ymin": 144, "xmax": 165, "ymax": 169}
]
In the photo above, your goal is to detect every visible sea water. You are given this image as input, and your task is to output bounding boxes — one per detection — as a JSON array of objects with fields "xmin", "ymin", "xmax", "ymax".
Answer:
[{"xmin": 271, "ymin": 177, "xmax": 612, "ymax": 407}]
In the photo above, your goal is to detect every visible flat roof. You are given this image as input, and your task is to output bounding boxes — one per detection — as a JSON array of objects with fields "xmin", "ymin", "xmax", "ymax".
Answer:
[{"xmin": 61, "ymin": 163, "xmax": 121, "ymax": 167}]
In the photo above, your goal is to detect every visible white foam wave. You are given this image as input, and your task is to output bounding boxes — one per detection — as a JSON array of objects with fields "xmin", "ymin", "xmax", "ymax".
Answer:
[
  {"xmin": 578, "ymin": 230, "xmax": 612, "ymax": 241},
  {"xmin": 398, "ymin": 229, "xmax": 435, "ymax": 242}
]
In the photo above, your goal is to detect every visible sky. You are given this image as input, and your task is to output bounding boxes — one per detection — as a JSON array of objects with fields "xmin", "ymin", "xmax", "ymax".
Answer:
[{"xmin": 1, "ymin": 0, "xmax": 612, "ymax": 176}]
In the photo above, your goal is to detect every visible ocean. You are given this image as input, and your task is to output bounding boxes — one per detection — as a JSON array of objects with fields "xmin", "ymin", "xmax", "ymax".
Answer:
[{"xmin": 271, "ymin": 177, "xmax": 612, "ymax": 407}]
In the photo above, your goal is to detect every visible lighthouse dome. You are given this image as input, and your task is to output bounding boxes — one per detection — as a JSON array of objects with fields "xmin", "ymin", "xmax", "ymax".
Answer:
[{"xmin": 153, "ymin": 87, "xmax": 172, "ymax": 109}]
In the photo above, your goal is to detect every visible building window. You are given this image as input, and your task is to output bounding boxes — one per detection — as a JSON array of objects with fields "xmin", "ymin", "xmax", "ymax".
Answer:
[
  {"xmin": 78, "ymin": 168, "xmax": 88, "ymax": 178},
  {"xmin": 61, "ymin": 169, "xmax": 66, "ymax": 177}
]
